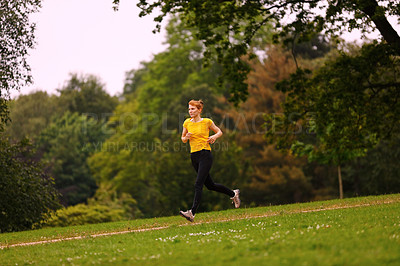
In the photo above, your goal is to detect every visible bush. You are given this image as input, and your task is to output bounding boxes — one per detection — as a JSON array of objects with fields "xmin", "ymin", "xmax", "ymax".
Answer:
[
  {"xmin": 0, "ymin": 138, "xmax": 60, "ymax": 232},
  {"xmin": 46, "ymin": 184, "xmax": 141, "ymax": 227},
  {"xmin": 45, "ymin": 204, "xmax": 125, "ymax": 227}
]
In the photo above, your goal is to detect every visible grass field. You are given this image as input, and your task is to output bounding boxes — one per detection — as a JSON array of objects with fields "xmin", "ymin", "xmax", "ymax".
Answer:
[{"xmin": 1, "ymin": 194, "xmax": 400, "ymax": 265}]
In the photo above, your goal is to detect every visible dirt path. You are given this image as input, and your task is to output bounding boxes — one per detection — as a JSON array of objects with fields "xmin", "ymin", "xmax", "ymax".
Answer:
[{"xmin": 1, "ymin": 199, "xmax": 398, "ymax": 249}]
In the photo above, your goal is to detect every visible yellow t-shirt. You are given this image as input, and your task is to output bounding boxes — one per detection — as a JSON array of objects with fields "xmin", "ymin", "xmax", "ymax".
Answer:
[{"xmin": 183, "ymin": 118, "xmax": 213, "ymax": 153}]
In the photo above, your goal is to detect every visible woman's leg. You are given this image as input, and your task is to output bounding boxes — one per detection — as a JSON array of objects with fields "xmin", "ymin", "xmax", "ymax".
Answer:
[
  {"xmin": 190, "ymin": 150, "xmax": 213, "ymax": 215},
  {"xmin": 204, "ymin": 175, "xmax": 235, "ymax": 197}
]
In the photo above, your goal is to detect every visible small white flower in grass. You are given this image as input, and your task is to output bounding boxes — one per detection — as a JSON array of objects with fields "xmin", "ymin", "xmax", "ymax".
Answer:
[
  {"xmin": 230, "ymin": 240, "xmax": 238, "ymax": 245},
  {"xmin": 233, "ymin": 234, "xmax": 248, "ymax": 240},
  {"xmin": 149, "ymin": 254, "xmax": 160, "ymax": 260}
]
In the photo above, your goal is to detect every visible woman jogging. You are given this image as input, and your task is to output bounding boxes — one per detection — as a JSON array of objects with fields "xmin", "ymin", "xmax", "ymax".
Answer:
[{"xmin": 179, "ymin": 99, "xmax": 240, "ymax": 222}]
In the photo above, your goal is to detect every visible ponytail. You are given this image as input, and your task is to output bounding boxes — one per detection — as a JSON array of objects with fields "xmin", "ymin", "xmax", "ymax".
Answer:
[{"xmin": 188, "ymin": 99, "xmax": 204, "ymax": 110}]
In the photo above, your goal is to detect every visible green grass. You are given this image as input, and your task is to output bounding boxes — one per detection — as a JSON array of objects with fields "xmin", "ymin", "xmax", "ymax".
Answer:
[{"xmin": 1, "ymin": 194, "xmax": 400, "ymax": 265}]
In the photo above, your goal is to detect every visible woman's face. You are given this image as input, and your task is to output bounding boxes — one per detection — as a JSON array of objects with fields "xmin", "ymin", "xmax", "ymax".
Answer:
[{"xmin": 188, "ymin": 104, "xmax": 201, "ymax": 118}]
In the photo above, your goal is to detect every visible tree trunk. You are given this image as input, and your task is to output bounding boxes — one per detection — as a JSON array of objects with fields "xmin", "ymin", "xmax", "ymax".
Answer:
[
  {"xmin": 354, "ymin": 159, "xmax": 360, "ymax": 196},
  {"xmin": 360, "ymin": 0, "xmax": 400, "ymax": 53},
  {"xmin": 338, "ymin": 165, "xmax": 343, "ymax": 199}
]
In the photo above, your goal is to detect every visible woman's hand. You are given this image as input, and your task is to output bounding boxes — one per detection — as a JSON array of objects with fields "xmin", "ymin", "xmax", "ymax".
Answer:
[
  {"xmin": 208, "ymin": 122, "xmax": 222, "ymax": 144},
  {"xmin": 207, "ymin": 135, "xmax": 217, "ymax": 144},
  {"xmin": 181, "ymin": 127, "xmax": 191, "ymax": 143},
  {"xmin": 181, "ymin": 127, "xmax": 192, "ymax": 143},
  {"xmin": 184, "ymin": 132, "xmax": 192, "ymax": 141}
]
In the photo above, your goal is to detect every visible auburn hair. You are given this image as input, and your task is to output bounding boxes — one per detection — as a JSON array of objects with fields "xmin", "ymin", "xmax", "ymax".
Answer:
[{"xmin": 188, "ymin": 99, "xmax": 204, "ymax": 110}]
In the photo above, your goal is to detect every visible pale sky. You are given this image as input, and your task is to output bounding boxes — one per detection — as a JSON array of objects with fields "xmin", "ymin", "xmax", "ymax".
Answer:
[
  {"xmin": 12, "ymin": 1, "xmax": 400, "ymax": 99},
  {"xmin": 12, "ymin": 0, "xmax": 167, "ymax": 98}
]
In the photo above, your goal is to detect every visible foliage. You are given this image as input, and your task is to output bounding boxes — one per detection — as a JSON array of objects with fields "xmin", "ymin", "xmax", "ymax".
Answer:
[
  {"xmin": 113, "ymin": 0, "xmax": 400, "ymax": 105},
  {"xmin": 221, "ymin": 45, "xmax": 326, "ymax": 205},
  {"xmin": 46, "ymin": 204, "xmax": 124, "ymax": 228},
  {"xmin": 37, "ymin": 112, "xmax": 107, "ymax": 206},
  {"xmin": 0, "ymin": 0, "xmax": 41, "ymax": 95},
  {"xmin": 58, "ymin": 73, "xmax": 119, "ymax": 116},
  {"xmin": 6, "ymin": 91, "xmax": 62, "ymax": 141},
  {"xmin": 0, "ymin": 138, "xmax": 60, "ymax": 232},
  {"xmin": 0, "ymin": 0, "xmax": 41, "ymax": 132},
  {"xmin": 0, "ymin": 1, "xmax": 67, "ymax": 233},
  {"xmin": 266, "ymin": 43, "xmax": 400, "ymax": 197},
  {"xmin": 46, "ymin": 184, "xmax": 140, "ymax": 227},
  {"xmin": 343, "ymin": 133, "xmax": 400, "ymax": 196},
  {"xmin": 0, "ymin": 97, "xmax": 8, "ymax": 132},
  {"xmin": 268, "ymin": 43, "xmax": 400, "ymax": 162},
  {"xmin": 3, "ymin": 74, "xmax": 120, "ymax": 208},
  {"xmin": 5, "ymin": 74, "xmax": 117, "ymax": 141}
]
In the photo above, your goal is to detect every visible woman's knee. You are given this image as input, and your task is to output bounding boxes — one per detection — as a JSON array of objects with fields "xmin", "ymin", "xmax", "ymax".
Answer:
[
  {"xmin": 205, "ymin": 182, "xmax": 217, "ymax": 191},
  {"xmin": 194, "ymin": 182, "xmax": 203, "ymax": 191}
]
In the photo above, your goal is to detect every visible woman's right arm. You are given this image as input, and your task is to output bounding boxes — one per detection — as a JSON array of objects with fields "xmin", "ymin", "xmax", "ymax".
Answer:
[{"xmin": 181, "ymin": 127, "xmax": 191, "ymax": 143}]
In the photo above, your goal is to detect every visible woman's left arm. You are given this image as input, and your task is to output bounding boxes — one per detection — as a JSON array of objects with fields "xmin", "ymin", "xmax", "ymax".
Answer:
[{"xmin": 208, "ymin": 122, "xmax": 223, "ymax": 144}]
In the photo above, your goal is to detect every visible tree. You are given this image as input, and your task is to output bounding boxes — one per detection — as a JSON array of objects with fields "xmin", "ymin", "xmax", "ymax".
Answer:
[
  {"xmin": 0, "ymin": 138, "xmax": 60, "ymax": 232},
  {"xmin": 343, "ymin": 132, "xmax": 400, "ymax": 196},
  {"xmin": 58, "ymin": 73, "xmax": 119, "ymax": 116},
  {"xmin": 0, "ymin": 0, "xmax": 41, "ymax": 94},
  {"xmin": 38, "ymin": 112, "xmax": 106, "ymax": 206},
  {"xmin": 290, "ymin": 135, "xmax": 365, "ymax": 199},
  {"xmin": 6, "ymin": 91, "xmax": 62, "ymax": 141},
  {"xmin": 266, "ymin": 42, "xmax": 400, "ymax": 198},
  {"xmin": 1, "ymin": 0, "xmax": 41, "ymax": 130},
  {"xmin": 113, "ymin": 0, "xmax": 400, "ymax": 104},
  {"xmin": 221, "ymin": 45, "xmax": 326, "ymax": 205},
  {"xmin": 6, "ymin": 74, "xmax": 118, "ymax": 142},
  {"xmin": 0, "ymin": 1, "xmax": 64, "ymax": 232}
]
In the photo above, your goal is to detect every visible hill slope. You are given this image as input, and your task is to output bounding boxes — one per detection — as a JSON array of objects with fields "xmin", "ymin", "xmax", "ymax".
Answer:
[{"xmin": 1, "ymin": 194, "xmax": 400, "ymax": 265}]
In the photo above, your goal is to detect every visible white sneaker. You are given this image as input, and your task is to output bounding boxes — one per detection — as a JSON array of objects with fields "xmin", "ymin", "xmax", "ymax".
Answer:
[
  {"xmin": 231, "ymin": 189, "xmax": 241, "ymax": 208},
  {"xmin": 179, "ymin": 210, "xmax": 195, "ymax": 222}
]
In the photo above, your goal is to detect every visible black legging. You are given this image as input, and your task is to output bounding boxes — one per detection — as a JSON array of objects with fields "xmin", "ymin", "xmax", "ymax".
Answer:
[{"xmin": 190, "ymin": 149, "xmax": 235, "ymax": 215}]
